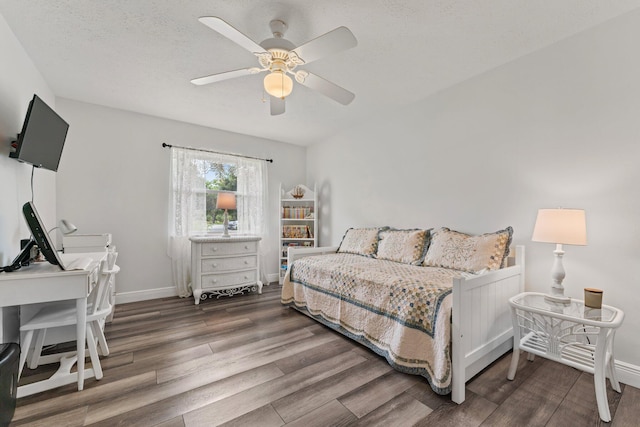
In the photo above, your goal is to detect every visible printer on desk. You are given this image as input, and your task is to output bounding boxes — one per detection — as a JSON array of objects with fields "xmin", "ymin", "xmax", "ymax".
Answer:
[{"xmin": 62, "ymin": 233, "xmax": 112, "ymax": 253}]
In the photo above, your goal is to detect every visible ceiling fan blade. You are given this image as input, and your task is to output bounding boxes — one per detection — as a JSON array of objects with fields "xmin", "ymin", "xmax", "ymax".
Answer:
[
  {"xmin": 191, "ymin": 68, "xmax": 254, "ymax": 86},
  {"xmin": 291, "ymin": 27, "xmax": 357, "ymax": 64},
  {"xmin": 298, "ymin": 72, "xmax": 355, "ymax": 105},
  {"xmin": 198, "ymin": 17, "xmax": 268, "ymax": 54},
  {"xmin": 270, "ymin": 96, "xmax": 285, "ymax": 115}
]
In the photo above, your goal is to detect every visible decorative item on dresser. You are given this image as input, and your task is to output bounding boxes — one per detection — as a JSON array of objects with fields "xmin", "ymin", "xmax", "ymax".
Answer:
[
  {"xmin": 190, "ymin": 235, "xmax": 262, "ymax": 304},
  {"xmin": 216, "ymin": 192, "xmax": 237, "ymax": 238},
  {"xmin": 531, "ymin": 208, "xmax": 587, "ymax": 304},
  {"xmin": 279, "ymin": 183, "xmax": 317, "ymax": 284}
]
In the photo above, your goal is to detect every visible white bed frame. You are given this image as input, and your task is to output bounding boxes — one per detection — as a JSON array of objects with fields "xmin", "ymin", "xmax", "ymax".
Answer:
[{"xmin": 286, "ymin": 244, "xmax": 525, "ymax": 404}]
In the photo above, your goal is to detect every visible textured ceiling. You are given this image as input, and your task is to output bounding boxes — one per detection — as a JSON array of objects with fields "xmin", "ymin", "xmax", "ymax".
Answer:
[{"xmin": 2, "ymin": 1, "xmax": 640, "ymax": 146}]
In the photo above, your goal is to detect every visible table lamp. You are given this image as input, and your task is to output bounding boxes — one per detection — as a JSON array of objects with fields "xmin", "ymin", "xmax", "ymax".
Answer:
[
  {"xmin": 216, "ymin": 192, "xmax": 236, "ymax": 237},
  {"xmin": 532, "ymin": 208, "xmax": 587, "ymax": 304}
]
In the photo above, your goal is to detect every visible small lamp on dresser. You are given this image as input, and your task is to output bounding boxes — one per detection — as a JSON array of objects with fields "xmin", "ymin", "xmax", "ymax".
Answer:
[
  {"xmin": 532, "ymin": 208, "xmax": 587, "ymax": 304},
  {"xmin": 216, "ymin": 192, "xmax": 236, "ymax": 238}
]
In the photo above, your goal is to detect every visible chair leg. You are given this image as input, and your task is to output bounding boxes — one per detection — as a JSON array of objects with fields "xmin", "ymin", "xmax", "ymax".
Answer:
[
  {"xmin": 86, "ymin": 325, "xmax": 103, "ymax": 380},
  {"xmin": 29, "ymin": 329, "xmax": 47, "ymax": 369},
  {"xmin": 18, "ymin": 330, "xmax": 34, "ymax": 380},
  {"xmin": 92, "ymin": 321, "xmax": 110, "ymax": 356}
]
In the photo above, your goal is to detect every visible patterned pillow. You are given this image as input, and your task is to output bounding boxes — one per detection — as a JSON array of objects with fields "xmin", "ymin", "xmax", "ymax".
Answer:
[
  {"xmin": 376, "ymin": 228, "xmax": 431, "ymax": 265},
  {"xmin": 423, "ymin": 226, "xmax": 513, "ymax": 273},
  {"xmin": 337, "ymin": 227, "xmax": 387, "ymax": 257}
]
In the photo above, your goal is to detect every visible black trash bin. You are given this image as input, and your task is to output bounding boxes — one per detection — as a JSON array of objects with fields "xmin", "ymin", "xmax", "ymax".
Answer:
[{"xmin": 0, "ymin": 343, "xmax": 19, "ymax": 427}]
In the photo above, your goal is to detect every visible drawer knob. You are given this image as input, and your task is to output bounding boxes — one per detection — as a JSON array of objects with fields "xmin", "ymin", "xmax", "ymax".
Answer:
[
  {"xmin": 244, "ymin": 260, "xmax": 249, "ymax": 264},
  {"xmin": 212, "ymin": 279, "xmax": 218, "ymax": 283},
  {"xmin": 244, "ymin": 245, "xmax": 249, "ymax": 250},
  {"xmin": 212, "ymin": 247, "xmax": 218, "ymax": 252},
  {"xmin": 244, "ymin": 276, "xmax": 249, "ymax": 280},
  {"xmin": 212, "ymin": 263, "xmax": 218, "ymax": 268}
]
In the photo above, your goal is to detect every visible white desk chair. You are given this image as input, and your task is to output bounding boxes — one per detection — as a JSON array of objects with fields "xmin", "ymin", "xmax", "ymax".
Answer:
[{"xmin": 18, "ymin": 254, "xmax": 119, "ymax": 386}]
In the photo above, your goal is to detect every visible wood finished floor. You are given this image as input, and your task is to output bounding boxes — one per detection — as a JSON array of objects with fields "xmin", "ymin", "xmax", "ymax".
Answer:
[{"xmin": 13, "ymin": 284, "xmax": 640, "ymax": 426}]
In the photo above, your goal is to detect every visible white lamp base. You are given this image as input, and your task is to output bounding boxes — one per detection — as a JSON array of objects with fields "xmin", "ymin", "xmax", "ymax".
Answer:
[
  {"xmin": 544, "ymin": 243, "xmax": 571, "ymax": 305},
  {"xmin": 222, "ymin": 209, "xmax": 231, "ymax": 238}
]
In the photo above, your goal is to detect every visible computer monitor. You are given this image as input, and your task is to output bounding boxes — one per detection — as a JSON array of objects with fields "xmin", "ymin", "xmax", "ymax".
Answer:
[{"xmin": 22, "ymin": 201, "xmax": 65, "ymax": 269}]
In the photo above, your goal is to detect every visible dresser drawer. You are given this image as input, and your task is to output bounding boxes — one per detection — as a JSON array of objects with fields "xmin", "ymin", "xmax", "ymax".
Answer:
[
  {"xmin": 201, "ymin": 270, "xmax": 257, "ymax": 289},
  {"xmin": 201, "ymin": 255, "xmax": 257, "ymax": 273},
  {"xmin": 201, "ymin": 241, "xmax": 258, "ymax": 256}
]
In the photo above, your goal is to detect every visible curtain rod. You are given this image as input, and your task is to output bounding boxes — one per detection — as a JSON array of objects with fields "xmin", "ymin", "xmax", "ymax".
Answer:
[{"xmin": 162, "ymin": 143, "xmax": 273, "ymax": 163}]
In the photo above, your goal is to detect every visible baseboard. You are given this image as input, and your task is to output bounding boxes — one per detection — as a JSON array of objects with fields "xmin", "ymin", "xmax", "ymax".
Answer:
[
  {"xmin": 115, "ymin": 286, "xmax": 178, "ymax": 304},
  {"xmin": 114, "ymin": 280, "xmax": 282, "ymax": 304},
  {"xmin": 616, "ymin": 360, "xmax": 640, "ymax": 389}
]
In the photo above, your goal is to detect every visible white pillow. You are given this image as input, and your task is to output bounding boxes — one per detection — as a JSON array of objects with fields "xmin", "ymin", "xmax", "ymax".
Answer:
[
  {"xmin": 376, "ymin": 229, "xmax": 430, "ymax": 265},
  {"xmin": 337, "ymin": 227, "xmax": 387, "ymax": 257},
  {"xmin": 424, "ymin": 227, "xmax": 513, "ymax": 273}
]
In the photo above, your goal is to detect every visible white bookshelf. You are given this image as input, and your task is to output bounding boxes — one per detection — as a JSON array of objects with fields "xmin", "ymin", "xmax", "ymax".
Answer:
[{"xmin": 279, "ymin": 183, "xmax": 317, "ymax": 284}]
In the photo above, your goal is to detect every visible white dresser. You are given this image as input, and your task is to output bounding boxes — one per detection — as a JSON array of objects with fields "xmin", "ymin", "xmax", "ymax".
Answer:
[{"xmin": 189, "ymin": 235, "xmax": 262, "ymax": 305}]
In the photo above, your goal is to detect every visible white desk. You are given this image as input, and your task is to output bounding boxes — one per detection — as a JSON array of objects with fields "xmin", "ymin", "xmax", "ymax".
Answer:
[{"xmin": 0, "ymin": 252, "xmax": 105, "ymax": 397}]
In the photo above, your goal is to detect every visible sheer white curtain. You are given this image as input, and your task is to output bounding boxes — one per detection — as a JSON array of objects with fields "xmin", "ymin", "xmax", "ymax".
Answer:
[
  {"xmin": 168, "ymin": 147, "xmax": 268, "ymax": 297},
  {"xmin": 236, "ymin": 157, "xmax": 269, "ymax": 284}
]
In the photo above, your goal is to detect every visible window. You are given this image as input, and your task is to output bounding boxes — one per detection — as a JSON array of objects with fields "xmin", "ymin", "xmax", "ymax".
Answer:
[
  {"xmin": 205, "ymin": 162, "xmax": 238, "ymax": 232},
  {"xmin": 168, "ymin": 146, "xmax": 268, "ymax": 297}
]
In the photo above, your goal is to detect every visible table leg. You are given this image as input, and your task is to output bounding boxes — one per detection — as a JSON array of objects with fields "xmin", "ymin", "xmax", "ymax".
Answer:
[
  {"xmin": 507, "ymin": 307, "xmax": 520, "ymax": 380},
  {"xmin": 607, "ymin": 330, "xmax": 621, "ymax": 393},
  {"xmin": 76, "ymin": 297, "xmax": 87, "ymax": 391},
  {"xmin": 594, "ymin": 330, "xmax": 611, "ymax": 422}
]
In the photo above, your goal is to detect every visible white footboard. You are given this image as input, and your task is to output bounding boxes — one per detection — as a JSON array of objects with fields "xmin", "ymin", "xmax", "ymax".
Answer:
[{"xmin": 450, "ymin": 245, "xmax": 525, "ymax": 403}]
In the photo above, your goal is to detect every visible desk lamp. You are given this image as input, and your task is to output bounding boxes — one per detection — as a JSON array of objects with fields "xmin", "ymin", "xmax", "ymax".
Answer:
[
  {"xmin": 49, "ymin": 219, "xmax": 78, "ymax": 236},
  {"xmin": 216, "ymin": 192, "xmax": 236, "ymax": 238},
  {"xmin": 48, "ymin": 219, "xmax": 78, "ymax": 250},
  {"xmin": 532, "ymin": 208, "xmax": 587, "ymax": 304}
]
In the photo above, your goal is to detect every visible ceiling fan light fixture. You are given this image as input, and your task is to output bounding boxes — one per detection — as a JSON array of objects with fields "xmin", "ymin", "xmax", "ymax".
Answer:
[{"xmin": 264, "ymin": 70, "xmax": 293, "ymax": 99}]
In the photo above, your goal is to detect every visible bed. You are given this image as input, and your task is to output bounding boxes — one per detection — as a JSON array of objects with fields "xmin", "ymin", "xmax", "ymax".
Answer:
[{"xmin": 281, "ymin": 227, "xmax": 524, "ymax": 403}]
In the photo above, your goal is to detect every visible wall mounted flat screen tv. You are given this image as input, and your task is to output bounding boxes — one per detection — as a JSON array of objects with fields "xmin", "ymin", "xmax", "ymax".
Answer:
[{"xmin": 9, "ymin": 94, "xmax": 69, "ymax": 172}]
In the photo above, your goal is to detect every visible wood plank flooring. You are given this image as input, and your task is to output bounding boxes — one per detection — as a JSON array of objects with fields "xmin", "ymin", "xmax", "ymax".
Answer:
[{"xmin": 12, "ymin": 285, "xmax": 640, "ymax": 426}]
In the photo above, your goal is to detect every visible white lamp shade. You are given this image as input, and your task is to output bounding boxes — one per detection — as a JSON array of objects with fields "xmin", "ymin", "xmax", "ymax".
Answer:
[
  {"xmin": 532, "ymin": 208, "xmax": 587, "ymax": 246},
  {"xmin": 264, "ymin": 71, "xmax": 293, "ymax": 99},
  {"xmin": 216, "ymin": 192, "xmax": 237, "ymax": 210},
  {"xmin": 58, "ymin": 219, "xmax": 77, "ymax": 235}
]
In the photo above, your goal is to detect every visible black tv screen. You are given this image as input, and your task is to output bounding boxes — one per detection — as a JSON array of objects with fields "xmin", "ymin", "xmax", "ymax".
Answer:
[{"xmin": 9, "ymin": 94, "xmax": 69, "ymax": 172}]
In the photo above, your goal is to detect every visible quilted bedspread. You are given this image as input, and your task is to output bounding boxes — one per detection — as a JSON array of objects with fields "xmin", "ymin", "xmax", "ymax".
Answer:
[{"xmin": 281, "ymin": 252, "xmax": 462, "ymax": 394}]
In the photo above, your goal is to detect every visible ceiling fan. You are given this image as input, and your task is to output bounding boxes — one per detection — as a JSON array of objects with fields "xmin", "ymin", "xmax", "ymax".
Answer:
[{"xmin": 191, "ymin": 17, "xmax": 357, "ymax": 115}]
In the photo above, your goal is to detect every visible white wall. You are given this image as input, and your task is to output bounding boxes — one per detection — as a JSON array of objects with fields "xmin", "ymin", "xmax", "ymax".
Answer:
[
  {"xmin": 0, "ymin": 13, "xmax": 57, "ymax": 264},
  {"xmin": 307, "ymin": 10, "xmax": 640, "ymax": 373},
  {"xmin": 55, "ymin": 99, "xmax": 306, "ymax": 301},
  {"xmin": 0, "ymin": 13, "xmax": 57, "ymax": 342}
]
